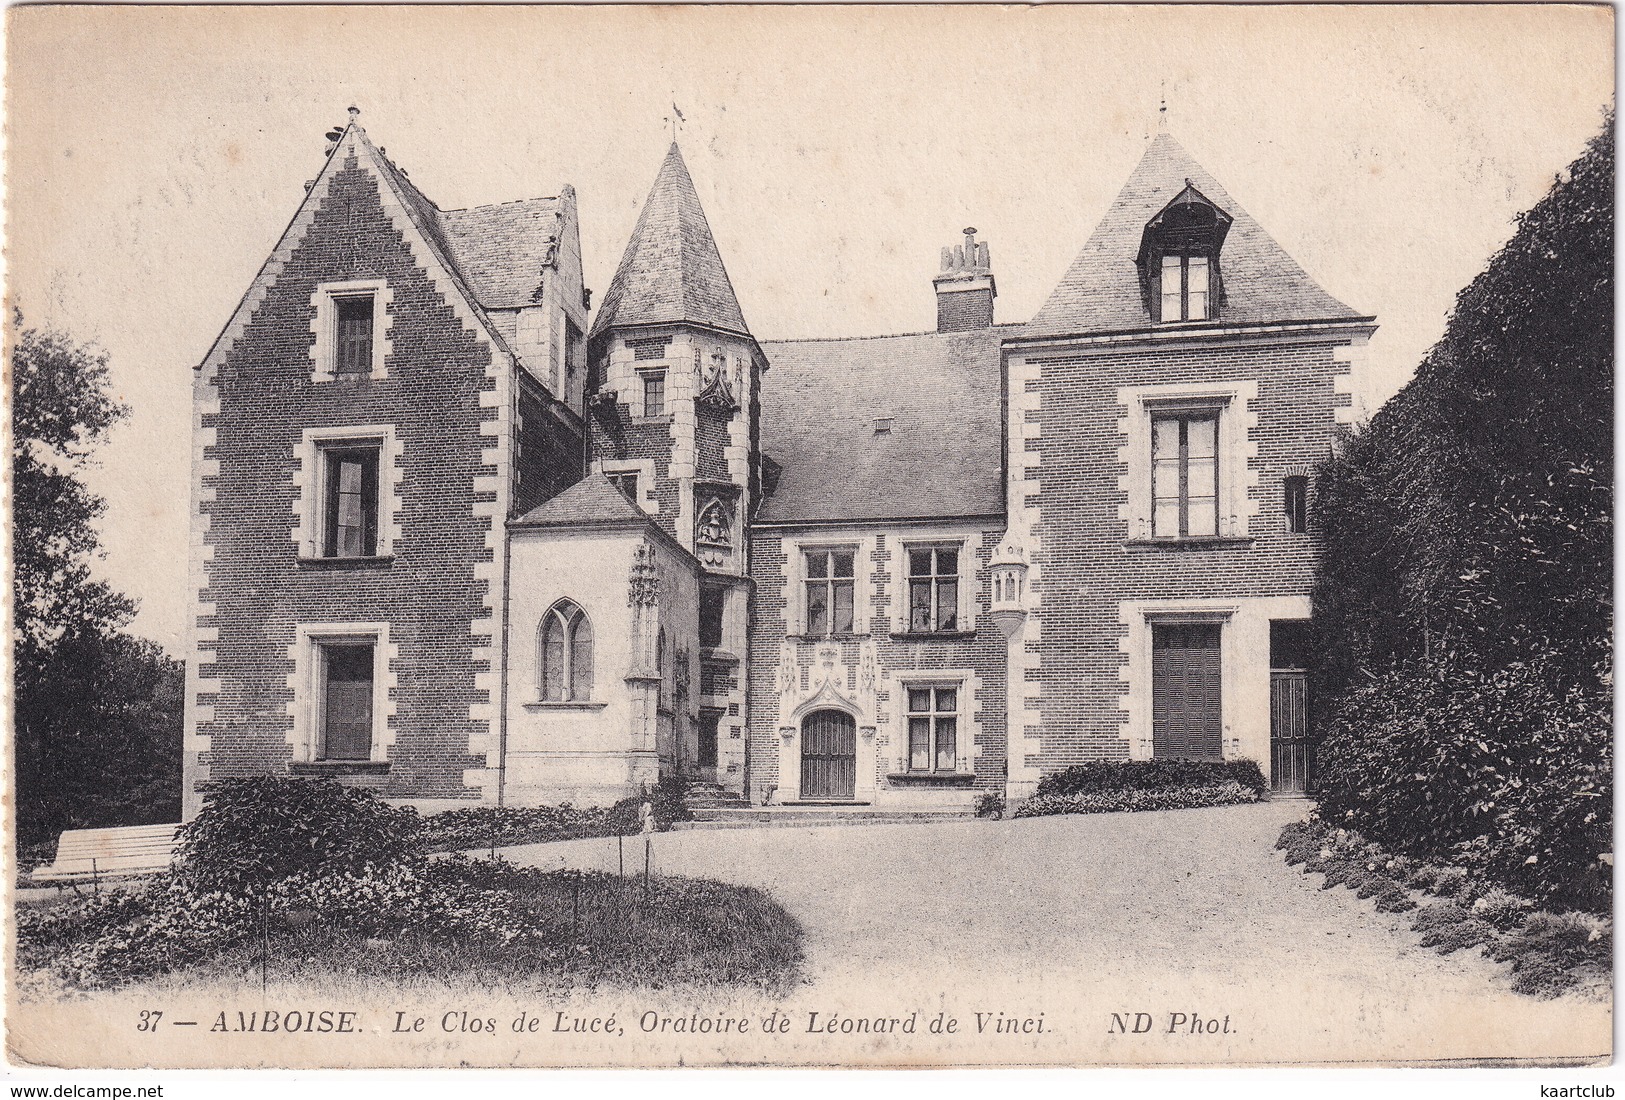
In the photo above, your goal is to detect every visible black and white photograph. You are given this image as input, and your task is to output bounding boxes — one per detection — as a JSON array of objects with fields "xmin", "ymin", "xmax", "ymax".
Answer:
[{"xmin": 4, "ymin": 3, "xmax": 1614, "ymax": 1075}]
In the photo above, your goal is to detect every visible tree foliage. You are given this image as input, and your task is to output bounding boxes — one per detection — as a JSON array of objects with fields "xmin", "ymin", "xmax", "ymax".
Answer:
[
  {"xmin": 11, "ymin": 311, "xmax": 182, "ymax": 845},
  {"xmin": 1310, "ymin": 113, "xmax": 1612, "ymax": 911}
]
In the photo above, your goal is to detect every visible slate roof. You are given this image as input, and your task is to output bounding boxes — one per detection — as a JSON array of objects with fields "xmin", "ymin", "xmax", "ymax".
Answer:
[
  {"xmin": 373, "ymin": 151, "xmax": 563, "ymax": 311},
  {"xmin": 441, "ymin": 198, "xmax": 562, "ymax": 308},
  {"xmin": 1027, "ymin": 132, "xmax": 1365, "ymax": 339},
  {"xmin": 590, "ymin": 143, "xmax": 752, "ymax": 339},
  {"xmin": 511, "ymin": 473, "xmax": 652, "ymax": 529},
  {"xmin": 755, "ymin": 327, "xmax": 1012, "ymax": 525}
]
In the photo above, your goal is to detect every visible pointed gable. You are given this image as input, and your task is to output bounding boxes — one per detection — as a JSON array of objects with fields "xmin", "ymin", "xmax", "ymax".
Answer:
[
  {"xmin": 510, "ymin": 473, "xmax": 653, "ymax": 529},
  {"xmin": 1028, "ymin": 132, "xmax": 1364, "ymax": 338},
  {"xmin": 590, "ymin": 143, "xmax": 752, "ymax": 339}
]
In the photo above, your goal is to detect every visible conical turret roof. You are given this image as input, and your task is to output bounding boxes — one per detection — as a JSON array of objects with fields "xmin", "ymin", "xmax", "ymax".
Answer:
[{"xmin": 590, "ymin": 143, "xmax": 752, "ymax": 339}]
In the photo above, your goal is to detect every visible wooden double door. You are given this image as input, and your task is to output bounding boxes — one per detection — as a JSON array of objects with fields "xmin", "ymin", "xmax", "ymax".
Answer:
[{"xmin": 800, "ymin": 710, "xmax": 856, "ymax": 800}]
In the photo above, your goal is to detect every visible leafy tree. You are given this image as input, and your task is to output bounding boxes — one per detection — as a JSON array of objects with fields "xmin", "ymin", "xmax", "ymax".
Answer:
[{"xmin": 12, "ymin": 311, "xmax": 182, "ymax": 846}]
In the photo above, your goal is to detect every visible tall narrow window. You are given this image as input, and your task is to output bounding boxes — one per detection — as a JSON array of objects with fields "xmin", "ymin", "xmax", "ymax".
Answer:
[
  {"xmin": 1159, "ymin": 255, "xmax": 1210, "ymax": 322},
  {"xmin": 1152, "ymin": 413, "xmax": 1219, "ymax": 538},
  {"xmin": 539, "ymin": 599, "xmax": 593, "ymax": 702},
  {"xmin": 335, "ymin": 296, "xmax": 374, "ymax": 375},
  {"xmin": 699, "ymin": 586, "xmax": 726, "ymax": 649},
  {"xmin": 642, "ymin": 371, "xmax": 666, "ymax": 417},
  {"xmin": 322, "ymin": 446, "xmax": 381, "ymax": 557},
  {"xmin": 320, "ymin": 643, "xmax": 375, "ymax": 760},
  {"xmin": 907, "ymin": 547, "xmax": 960, "ymax": 632},
  {"xmin": 1284, "ymin": 475, "xmax": 1309, "ymax": 534},
  {"xmin": 804, "ymin": 549, "xmax": 855, "ymax": 636},
  {"xmin": 907, "ymin": 686, "xmax": 959, "ymax": 773}
]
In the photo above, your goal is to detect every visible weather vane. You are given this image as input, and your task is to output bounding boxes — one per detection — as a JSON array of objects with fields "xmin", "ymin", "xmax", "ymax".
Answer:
[{"xmin": 666, "ymin": 101, "xmax": 686, "ymax": 142}]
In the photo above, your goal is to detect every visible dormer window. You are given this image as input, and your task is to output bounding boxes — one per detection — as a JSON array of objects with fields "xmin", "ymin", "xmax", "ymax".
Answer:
[
  {"xmin": 1160, "ymin": 254, "xmax": 1210, "ymax": 322},
  {"xmin": 1139, "ymin": 181, "xmax": 1232, "ymax": 324}
]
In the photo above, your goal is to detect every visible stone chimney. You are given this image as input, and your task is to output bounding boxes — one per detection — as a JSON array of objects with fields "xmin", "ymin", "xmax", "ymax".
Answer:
[{"xmin": 934, "ymin": 227, "xmax": 996, "ymax": 333}]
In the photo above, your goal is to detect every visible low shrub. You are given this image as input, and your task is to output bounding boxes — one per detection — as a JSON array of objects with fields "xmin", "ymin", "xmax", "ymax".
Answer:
[
  {"xmin": 176, "ymin": 777, "xmax": 420, "ymax": 898},
  {"xmin": 1284, "ymin": 820, "xmax": 1611, "ymax": 998},
  {"xmin": 1013, "ymin": 781, "xmax": 1258, "ymax": 820},
  {"xmin": 1372, "ymin": 885, "xmax": 1417, "ymax": 913},
  {"xmin": 1034, "ymin": 759, "xmax": 1267, "ymax": 799},
  {"xmin": 421, "ymin": 776, "xmax": 692, "ymax": 852},
  {"xmin": 975, "ymin": 793, "xmax": 1005, "ymax": 820}
]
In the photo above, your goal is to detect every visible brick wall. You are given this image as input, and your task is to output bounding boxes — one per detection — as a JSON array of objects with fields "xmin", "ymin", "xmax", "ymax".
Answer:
[
  {"xmin": 191, "ymin": 159, "xmax": 579, "ymax": 805},
  {"xmin": 1017, "ymin": 332, "xmax": 1354, "ymax": 771},
  {"xmin": 515, "ymin": 373, "xmax": 585, "ymax": 517}
]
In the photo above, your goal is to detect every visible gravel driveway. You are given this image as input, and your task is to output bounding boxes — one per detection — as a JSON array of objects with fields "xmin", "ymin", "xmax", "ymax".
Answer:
[{"xmin": 503, "ymin": 800, "xmax": 1612, "ymax": 1066}]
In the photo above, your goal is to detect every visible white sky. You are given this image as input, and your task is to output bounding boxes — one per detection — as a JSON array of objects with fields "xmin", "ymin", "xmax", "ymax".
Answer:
[{"xmin": 6, "ymin": 4, "xmax": 1613, "ymax": 653}]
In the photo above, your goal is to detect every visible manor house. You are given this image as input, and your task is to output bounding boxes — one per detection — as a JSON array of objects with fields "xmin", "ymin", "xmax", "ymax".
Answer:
[{"xmin": 181, "ymin": 110, "xmax": 1371, "ymax": 817}]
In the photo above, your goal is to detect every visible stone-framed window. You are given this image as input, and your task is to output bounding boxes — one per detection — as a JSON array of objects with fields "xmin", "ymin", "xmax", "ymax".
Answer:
[
  {"xmin": 904, "ymin": 683, "xmax": 959, "ymax": 773},
  {"xmin": 1119, "ymin": 381, "xmax": 1258, "ymax": 544},
  {"xmin": 289, "ymin": 622, "xmax": 395, "ymax": 766},
  {"xmin": 293, "ymin": 425, "xmax": 403, "ymax": 562},
  {"xmin": 640, "ymin": 369, "xmax": 666, "ymax": 417},
  {"xmin": 310, "ymin": 279, "xmax": 393, "ymax": 381},
  {"xmin": 903, "ymin": 544, "xmax": 961, "ymax": 633},
  {"xmin": 1151, "ymin": 409, "xmax": 1220, "ymax": 538},
  {"xmin": 803, "ymin": 547, "xmax": 857, "ymax": 637}
]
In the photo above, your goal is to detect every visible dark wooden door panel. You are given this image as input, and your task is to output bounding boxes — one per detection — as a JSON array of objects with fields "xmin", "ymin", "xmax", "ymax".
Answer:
[
  {"xmin": 1270, "ymin": 670, "xmax": 1312, "ymax": 793},
  {"xmin": 800, "ymin": 710, "xmax": 856, "ymax": 800},
  {"xmin": 1152, "ymin": 624, "xmax": 1222, "ymax": 760}
]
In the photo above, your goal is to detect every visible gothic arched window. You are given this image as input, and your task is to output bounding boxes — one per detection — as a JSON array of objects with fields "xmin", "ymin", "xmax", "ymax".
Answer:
[{"xmin": 540, "ymin": 599, "xmax": 593, "ymax": 702}]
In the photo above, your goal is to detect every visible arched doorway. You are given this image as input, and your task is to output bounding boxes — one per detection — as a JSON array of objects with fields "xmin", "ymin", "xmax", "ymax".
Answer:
[{"xmin": 800, "ymin": 709, "xmax": 857, "ymax": 800}]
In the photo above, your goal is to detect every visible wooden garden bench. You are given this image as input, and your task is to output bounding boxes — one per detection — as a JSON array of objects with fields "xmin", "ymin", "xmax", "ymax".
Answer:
[{"xmin": 30, "ymin": 823, "xmax": 181, "ymax": 887}]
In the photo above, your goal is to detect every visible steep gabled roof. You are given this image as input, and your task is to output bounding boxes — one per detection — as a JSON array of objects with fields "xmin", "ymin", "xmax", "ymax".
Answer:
[
  {"xmin": 510, "ymin": 472, "xmax": 652, "ymax": 529},
  {"xmin": 590, "ymin": 143, "xmax": 752, "ymax": 339},
  {"xmin": 1027, "ymin": 132, "xmax": 1364, "ymax": 338},
  {"xmin": 441, "ymin": 197, "xmax": 563, "ymax": 308},
  {"xmin": 755, "ymin": 327, "xmax": 1013, "ymax": 525}
]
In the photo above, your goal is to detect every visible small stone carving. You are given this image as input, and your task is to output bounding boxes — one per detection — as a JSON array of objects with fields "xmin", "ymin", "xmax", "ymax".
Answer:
[{"xmin": 628, "ymin": 541, "xmax": 660, "ymax": 607}]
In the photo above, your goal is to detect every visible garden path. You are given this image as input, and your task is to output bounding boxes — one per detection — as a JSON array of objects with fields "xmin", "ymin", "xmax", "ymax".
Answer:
[{"xmin": 503, "ymin": 801, "xmax": 1611, "ymax": 1065}]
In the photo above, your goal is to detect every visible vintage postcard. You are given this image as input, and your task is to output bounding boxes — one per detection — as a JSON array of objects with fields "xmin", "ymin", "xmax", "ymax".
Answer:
[{"xmin": 5, "ymin": 3, "xmax": 1614, "ymax": 1074}]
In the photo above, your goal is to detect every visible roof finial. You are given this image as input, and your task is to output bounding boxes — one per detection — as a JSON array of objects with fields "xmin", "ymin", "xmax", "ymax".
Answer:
[
  {"xmin": 1158, "ymin": 83, "xmax": 1169, "ymax": 133},
  {"xmin": 348, "ymin": 105, "xmax": 360, "ymax": 124},
  {"xmin": 666, "ymin": 101, "xmax": 686, "ymax": 143}
]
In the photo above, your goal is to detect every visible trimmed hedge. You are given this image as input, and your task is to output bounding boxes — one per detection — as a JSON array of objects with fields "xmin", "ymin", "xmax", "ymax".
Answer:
[
  {"xmin": 1033, "ymin": 759, "xmax": 1267, "ymax": 799},
  {"xmin": 1309, "ymin": 114, "xmax": 1613, "ymax": 914},
  {"xmin": 1014, "ymin": 781, "xmax": 1259, "ymax": 820}
]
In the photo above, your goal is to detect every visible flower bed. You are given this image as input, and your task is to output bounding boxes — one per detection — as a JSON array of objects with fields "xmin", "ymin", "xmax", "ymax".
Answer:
[
  {"xmin": 17, "ymin": 777, "xmax": 794, "ymax": 993},
  {"xmin": 1278, "ymin": 818, "xmax": 1610, "ymax": 1000},
  {"xmin": 1014, "ymin": 779, "xmax": 1260, "ymax": 819}
]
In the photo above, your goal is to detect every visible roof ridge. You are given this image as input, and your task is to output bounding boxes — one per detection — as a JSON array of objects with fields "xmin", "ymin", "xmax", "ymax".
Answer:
[
  {"xmin": 762, "ymin": 322, "xmax": 1025, "ymax": 346},
  {"xmin": 441, "ymin": 195, "xmax": 561, "ymax": 214}
]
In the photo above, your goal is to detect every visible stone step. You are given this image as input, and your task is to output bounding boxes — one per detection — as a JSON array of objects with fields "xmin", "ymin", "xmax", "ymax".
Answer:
[{"xmin": 675, "ymin": 806, "xmax": 977, "ymax": 830}]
